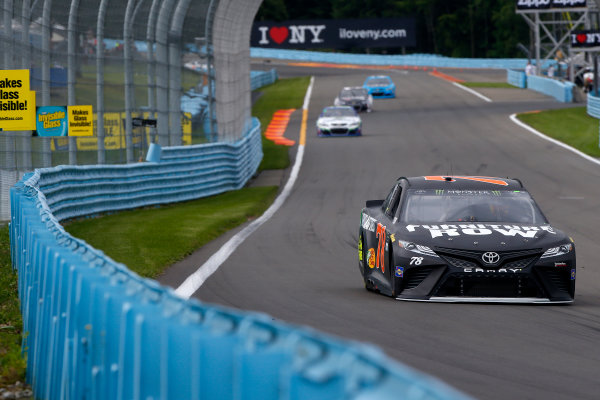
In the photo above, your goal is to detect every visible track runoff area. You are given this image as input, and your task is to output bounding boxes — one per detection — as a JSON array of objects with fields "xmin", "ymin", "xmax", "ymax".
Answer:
[{"xmin": 163, "ymin": 65, "xmax": 600, "ymax": 400}]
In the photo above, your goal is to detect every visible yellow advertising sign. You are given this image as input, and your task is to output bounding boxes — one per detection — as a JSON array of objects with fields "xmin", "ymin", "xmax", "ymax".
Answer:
[
  {"xmin": 182, "ymin": 112, "xmax": 192, "ymax": 145},
  {"xmin": 3, "ymin": 90, "xmax": 36, "ymax": 131},
  {"xmin": 0, "ymin": 69, "xmax": 36, "ymax": 131},
  {"xmin": 68, "ymin": 105, "xmax": 93, "ymax": 136}
]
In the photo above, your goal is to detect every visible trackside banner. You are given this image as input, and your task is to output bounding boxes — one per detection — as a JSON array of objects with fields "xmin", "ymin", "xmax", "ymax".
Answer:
[
  {"xmin": 570, "ymin": 30, "xmax": 600, "ymax": 48},
  {"xmin": 516, "ymin": 0, "xmax": 586, "ymax": 10},
  {"xmin": 0, "ymin": 69, "xmax": 36, "ymax": 131},
  {"xmin": 251, "ymin": 18, "xmax": 416, "ymax": 49}
]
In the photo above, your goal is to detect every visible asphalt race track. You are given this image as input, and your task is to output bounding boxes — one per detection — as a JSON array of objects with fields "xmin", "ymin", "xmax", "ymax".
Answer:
[{"xmin": 160, "ymin": 64, "xmax": 600, "ymax": 400}]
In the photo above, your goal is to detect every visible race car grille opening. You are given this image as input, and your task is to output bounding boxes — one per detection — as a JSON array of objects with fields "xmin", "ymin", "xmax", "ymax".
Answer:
[
  {"xmin": 440, "ymin": 255, "xmax": 478, "ymax": 269},
  {"xmin": 403, "ymin": 268, "xmax": 434, "ymax": 290},
  {"xmin": 433, "ymin": 274, "xmax": 545, "ymax": 298},
  {"xmin": 330, "ymin": 128, "xmax": 349, "ymax": 134},
  {"xmin": 436, "ymin": 248, "xmax": 542, "ymax": 270}
]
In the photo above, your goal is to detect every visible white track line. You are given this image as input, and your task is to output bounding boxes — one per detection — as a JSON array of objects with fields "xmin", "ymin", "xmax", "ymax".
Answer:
[
  {"xmin": 509, "ymin": 113, "xmax": 600, "ymax": 167},
  {"xmin": 452, "ymin": 82, "xmax": 492, "ymax": 102},
  {"xmin": 175, "ymin": 76, "xmax": 315, "ymax": 299}
]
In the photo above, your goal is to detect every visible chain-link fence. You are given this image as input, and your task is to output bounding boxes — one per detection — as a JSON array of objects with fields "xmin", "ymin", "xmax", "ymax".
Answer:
[{"xmin": 1, "ymin": 0, "xmax": 267, "ymax": 220}]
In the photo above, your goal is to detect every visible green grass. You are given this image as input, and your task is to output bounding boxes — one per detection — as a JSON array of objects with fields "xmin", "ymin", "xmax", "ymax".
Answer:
[
  {"xmin": 461, "ymin": 82, "xmax": 518, "ymax": 89},
  {"xmin": 0, "ymin": 224, "xmax": 27, "ymax": 387},
  {"xmin": 252, "ymin": 76, "xmax": 310, "ymax": 170},
  {"xmin": 517, "ymin": 107, "xmax": 600, "ymax": 157},
  {"xmin": 64, "ymin": 186, "xmax": 278, "ymax": 278}
]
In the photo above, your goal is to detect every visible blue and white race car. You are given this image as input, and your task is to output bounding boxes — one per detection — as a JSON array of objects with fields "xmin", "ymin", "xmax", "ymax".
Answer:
[
  {"xmin": 363, "ymin": 75, "xmax": 396, "ymax": 98},
  {"xmin": 316, "ymin": 106, "xmax": 362, "ymax": 137}
]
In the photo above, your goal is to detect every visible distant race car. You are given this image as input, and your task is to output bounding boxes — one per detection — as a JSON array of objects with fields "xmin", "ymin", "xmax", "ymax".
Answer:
[
  {"xmin": 316, "ymin": 106, "xmax": 362, "ymax": 137},
  {"xmin": 363, "ymin": 75, "xmax": 396, "ymax": 98},
  {"xmin": 334, "ymin": 86, "xmax": 373, "ymax": 112},
  {"xmin": 358, "ymin": 176, "xmax": 576, "ymax": 303}
]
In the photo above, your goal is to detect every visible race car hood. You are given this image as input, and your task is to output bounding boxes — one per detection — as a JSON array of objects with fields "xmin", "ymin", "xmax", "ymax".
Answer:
[
  {"xmin": 317, "ymin": 116, "xmax": 360, "ymax": 124},
  {"xmin": 395, "ymin": 223, "xmax": 569, "ymax": 251},
  {"xmin": 340, "ymin": 96, "xmax": 367, "ymax": 101}
]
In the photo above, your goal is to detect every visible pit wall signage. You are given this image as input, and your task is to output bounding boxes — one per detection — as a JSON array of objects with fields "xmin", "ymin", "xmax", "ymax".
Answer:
[
  {"xmin": 0, "ymin": 69, "xmax": 36, "ymax": 131},
  {"xmin": 251, "ymin": 18, "xmax": 416, "ymax": 49},
  {"xmin": 35, "ymin": 105, "xmax": 94, "ymax": 137},
  {"xmin": 516, "ymin": 0, "xmax": 586, "ymax": 10}
]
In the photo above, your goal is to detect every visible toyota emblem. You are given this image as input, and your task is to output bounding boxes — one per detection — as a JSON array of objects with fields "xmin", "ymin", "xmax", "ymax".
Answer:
[{"xmin": 482, "ymin": 252, "xmax": 500, "ymax": 264}]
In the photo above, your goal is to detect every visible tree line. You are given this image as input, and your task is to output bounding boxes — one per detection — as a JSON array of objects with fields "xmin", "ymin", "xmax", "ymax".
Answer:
[{"xmin": 255, "ymin": 0, "xmax": 531, "ymax": 58}]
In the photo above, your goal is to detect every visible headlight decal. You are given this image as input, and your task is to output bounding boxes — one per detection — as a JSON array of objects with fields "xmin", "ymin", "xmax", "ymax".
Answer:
[
  {"xmin": 398, "ymin": 240, "xmax": 439, "ymax": 258},
  {"xmin": 541, "ymin": 243, "xmax": 573, "ymax": 258}
]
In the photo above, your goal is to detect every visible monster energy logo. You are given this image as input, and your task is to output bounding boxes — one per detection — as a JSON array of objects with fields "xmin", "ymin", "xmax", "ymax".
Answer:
[
  {"xmin": 492, "ymin": 191, "xmax": 501, "ymax": 196},
  {"xmin": 436, "ymin": 189, "xmax": 444, "ymax": 195}
]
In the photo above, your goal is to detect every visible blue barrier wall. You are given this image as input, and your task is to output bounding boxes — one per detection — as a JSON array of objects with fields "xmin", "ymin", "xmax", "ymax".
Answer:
[
  {"xmin": 526, "ymin": 75, "xmax": 575, "ymax": 103},
  {"xmin": 10, "ymin": 117, "xmax": 471, "ymax": 399},
  {"xmin": 36, "ymin": 119, "xmax": 262, "ymax": 222},
  {"xmin": 251, "ymin": 69, "xmax": 278, "ymax": 91},
  {"xmin": 587, "ymin": 93, "xmax": 600, "ymax": 118},
  {"xmin": 251, "ymin": 48, "xmax": 557, "ymax": 70},
  {"xmin": 507, "ymin": 69, "xmax": 526, "ymax": 88}
]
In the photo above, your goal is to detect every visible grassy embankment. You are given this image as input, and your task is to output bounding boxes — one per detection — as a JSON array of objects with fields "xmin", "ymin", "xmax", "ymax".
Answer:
[{"xmin": 0, "ymin": 75, "xmax": 309, "ymax": 387}]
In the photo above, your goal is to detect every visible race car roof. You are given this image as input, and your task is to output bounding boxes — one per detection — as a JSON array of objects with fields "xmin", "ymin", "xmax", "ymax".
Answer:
[{"xmin": 401, "ymin": 176, "xmax": 524, "ymax": 190}]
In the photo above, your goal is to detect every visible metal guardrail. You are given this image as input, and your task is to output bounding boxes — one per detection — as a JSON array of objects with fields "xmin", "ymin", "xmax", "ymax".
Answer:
[{"xmin": 9, "ymin": 118, "xmax": 472, "ymax": 399}]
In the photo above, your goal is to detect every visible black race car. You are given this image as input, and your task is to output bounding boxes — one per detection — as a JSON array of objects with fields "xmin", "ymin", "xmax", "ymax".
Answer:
[{"xmin": 358, "ymin": 176, "xmax": 576, "ymax": 303}]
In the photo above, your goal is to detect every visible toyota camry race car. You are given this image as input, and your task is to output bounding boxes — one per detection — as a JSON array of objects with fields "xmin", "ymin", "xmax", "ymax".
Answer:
[
  {"xmin": 363, "ymin": 75, "xmax": 396, "ymax": 98},
  {"xmin": 316, "ymin": 106, "xmax": 362, "ymax": 137},
  {"xmin": 358, "ymin": 176, "xmax": 576, "ymax": 303},
  {"xmin": 334, "ymin": 87, "xmax": 373, "ymax": 112}
]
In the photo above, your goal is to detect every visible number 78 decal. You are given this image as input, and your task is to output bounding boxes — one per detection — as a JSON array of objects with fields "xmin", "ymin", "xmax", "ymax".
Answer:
[{"xmin": 376, "ymin": 223, "xmax": 386, "ymax": 273}]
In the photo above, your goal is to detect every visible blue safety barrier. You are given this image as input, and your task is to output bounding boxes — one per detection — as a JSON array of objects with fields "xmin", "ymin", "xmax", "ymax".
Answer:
[
  {"xmin": 507, "ymin": 69, "xmax": 527, "ymax": 88},
  {"xmin": 251, "ymin": 69, "xmax": 278, "ymax": 90},
  {"xmin": 587, "ymin": 92, "xmax": 600, "ymax": 119},
  {"xmin": 526, "ymin": 75, "xmax": 575, "ymax": 103},
  {"xmin": 9, "ymin": 122, "xmax": 472, "ymax": 399},
  {"xmin": 251, "ymin": 48, "xmax": 557, "ymax": 70},
  {"xmin": 32, "ymin": 118, "xmax": 262, "ymax": 222}
]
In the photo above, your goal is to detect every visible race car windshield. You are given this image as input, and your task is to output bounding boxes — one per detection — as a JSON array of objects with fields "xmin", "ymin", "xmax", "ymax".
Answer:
[
  {"xmin": 400, "ymin": 189, "xmax": 547, "ymax": 224},
  {"xmin": 322, "ymin": 108, "xmax": 356, "ymax": 117},
  {"xmin": 366, "ymin": 78, "xmax": 391, "ymax": 86},
  {"xmin": 341, "ymin": 89, "xmax": 367, "ymax": 98}
]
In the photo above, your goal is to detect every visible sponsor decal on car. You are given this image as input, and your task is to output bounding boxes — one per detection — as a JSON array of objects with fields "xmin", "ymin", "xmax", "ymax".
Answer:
[
  {"xmin": 463, "ymin": 267, "xmax": 523, "ymax": 273},
  {"xmin": 362, "ymin": 212, "xmax": 377, "ymax": 232},
  {"xmin": 404, "ymin": 224, "xmax": 556, "ymax": 239},
  {"xmin": 376, "ymin": 223, "xmax": 387, "ymax": 273},
  {"xmin": 571, "ymin": 268, "xmax": 576, "ymax": 280},
  {"xmin": 367, "ymin": 248, "xmax": 376, "ymax": 269},
  {"xmin": 424, "ymin": 176, "xmax": 509, "ymax": 186},
  {"xmin": 389, "ymin": 233, "xmax": 395, "ymax": 243},
  {"xmin": 395, "ymin": 266, "xmax": 404, "ymax": 278},
  {"xmin": 555, "ymin": 262, "xmax": 567, "ymax": 267},
  {"xmin": 358, "ymin": 236, "xmax": 363, "ymax": 261}
]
